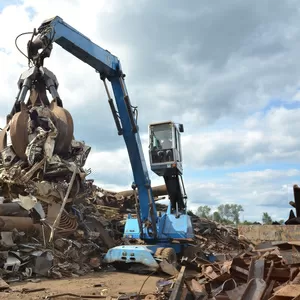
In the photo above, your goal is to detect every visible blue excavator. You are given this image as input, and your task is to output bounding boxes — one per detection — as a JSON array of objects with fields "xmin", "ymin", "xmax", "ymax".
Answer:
[{"xmin": 17, "ymin": 16, "xmax": 195, "ymax": 271}]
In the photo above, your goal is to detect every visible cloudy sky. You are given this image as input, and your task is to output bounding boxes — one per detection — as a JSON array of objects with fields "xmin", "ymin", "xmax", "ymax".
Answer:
[{"xmin": 1, "ymin": 0, "xmax": 300, "ymax": 222}]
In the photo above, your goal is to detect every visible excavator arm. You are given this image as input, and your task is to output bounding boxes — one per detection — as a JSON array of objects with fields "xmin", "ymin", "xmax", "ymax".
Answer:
[
  {"xmin": 27, "ymin": 16, "xmax": 120, "ymax": 76},
  {"xmin": 24, "ymin": 16, "xmax": 158, "ymax": 237}
]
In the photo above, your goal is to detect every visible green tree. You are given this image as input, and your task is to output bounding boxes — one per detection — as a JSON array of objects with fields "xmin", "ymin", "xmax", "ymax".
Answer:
[
  {"xmin": 217, "ymin": 204, "xmax": 231, "ymax": 220},
  {"xmin": 217, "ymin": 204, "xmax": 244, "ymax": 224},
  {"xmin": 187, "ymin": 210, "xmax": 194, "ymax": 216},
  {"xmin": 196, "ymin": 205, "xmax": 211, "ymax": 219},
  {"xmin": 231, "ymin": 204, "xmax": 244, "ymax": 224},
  {"xmin": 262, "ymin": 212, "xmax": 272, "ymax": 225},
  {"xmin": 221, "ymin": 218, "xmax": 235, "ymax": 225},
  {"xmin": 212, "ymin": 211, "xmax": 222, "ymax": 222},
  {"xmin": 242, "ymin": 220, "xmax": 253, "ymax": 225}
]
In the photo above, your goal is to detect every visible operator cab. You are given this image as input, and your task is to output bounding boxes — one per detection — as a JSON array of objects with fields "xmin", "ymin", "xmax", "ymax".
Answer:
[{"xmin": 149, "ymin": 121, "xmax": 184, "ymax": 177}]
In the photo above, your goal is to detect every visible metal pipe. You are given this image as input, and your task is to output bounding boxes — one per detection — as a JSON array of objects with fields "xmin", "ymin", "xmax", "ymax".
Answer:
[
  {"xmin": 0, "ymin": 203, "xmax": 29, "ymax": 217},
  {"xmin": 116, "ymin": 184, "xmax": 167, "ymax": 198},
  {"xmin": 49, "ymin": 166, "xmax": 77, "ymax": 242},
  {"xmin": 0, "ymin": 216, "xmax": 40, "ymax": 232}
]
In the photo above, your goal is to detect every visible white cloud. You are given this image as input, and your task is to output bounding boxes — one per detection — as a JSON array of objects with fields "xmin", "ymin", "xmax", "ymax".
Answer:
[
  {"xmin": 86, "ymin": 148, "xmax": 130, "ymax": 174},
  {"xmin": 228, "ymin": 169, "xmax": 300, "ymax": 182},
  {"xmin": 180, "ymin": 106, "xmax": 300, "ymax": 169},
  {"xmin": 186, "ymin": 169, "xmax": 296, "ymax": 222},
  {"xmin": 84, "ymin": 133, "xmax": 165, "ymax": 188},
  {"xmin": 1, "ymin": 1, "xmax": 300, "ymax": 223}
]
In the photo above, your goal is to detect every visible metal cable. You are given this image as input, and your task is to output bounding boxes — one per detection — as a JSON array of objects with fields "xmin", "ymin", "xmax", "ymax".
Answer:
[{"xmin": 137, "ymin": 270, "xmax": 156, "ymax": 295}]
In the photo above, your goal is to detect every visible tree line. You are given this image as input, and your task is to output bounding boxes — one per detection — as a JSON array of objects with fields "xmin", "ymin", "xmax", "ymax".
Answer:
[{"xmin": 188, "ymin": 204, "xmax": 284, "ymax": 225}]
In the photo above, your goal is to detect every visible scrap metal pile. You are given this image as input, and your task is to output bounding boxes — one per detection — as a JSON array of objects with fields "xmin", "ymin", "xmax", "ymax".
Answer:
[
  {"xmin": 189, "ymin": 214, "xmax": 251, "ymax": 254},
  {"xmin": 178, "ymin": 240, "xmax": 300, "ymax": 300},
  {"xmin": 0, "ymin": 147, "xmax": 250, "ymax": 284},
  {"xmin": 0, "ymin": 74, "xmax": 126, "ymax": 280}
]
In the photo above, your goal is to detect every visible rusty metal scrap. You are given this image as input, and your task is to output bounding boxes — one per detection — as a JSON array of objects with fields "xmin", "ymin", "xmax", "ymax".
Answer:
[
  {"xmin": 0, "ymin": 216, "xmax": 40, "ymax": 232},
  {"xmin": 189, "ymin": 213, "xmax": 251, "ymax": 255},
  {"xmin": 0, "ymin": 203, "xmax": 29, "ymax": 217},
  {"xmin": 180, "ymin": 239, "xmax": 300, "ymax": 300},
  {"xmin": 0, "ymin": 80, "xmax": 140, "ymax": 282},
  {"xmin": 0, "ymin": 190, "xmax": 298, "ymax": 300},
  {"xmin": 0, "ymin": 175, "xmax": 170, "ymax": 282},
  {"xmin": 169, "ymin": 266, "xmax": 186, "ymax": 300},
  {"xmin": 0, "ymin": 89, "xmax": 92, "ymax": 241}
]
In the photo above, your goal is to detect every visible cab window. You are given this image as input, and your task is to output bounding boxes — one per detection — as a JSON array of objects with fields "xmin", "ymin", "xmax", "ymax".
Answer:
[{"xmin": 151, "ymin": 124, "xmax": 172, "ymax": 150}]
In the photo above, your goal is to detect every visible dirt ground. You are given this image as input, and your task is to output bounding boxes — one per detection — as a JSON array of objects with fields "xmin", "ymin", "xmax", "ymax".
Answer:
[{"xmin": 0, "ymin": 271, "xmax": 164, "ymax": 300}]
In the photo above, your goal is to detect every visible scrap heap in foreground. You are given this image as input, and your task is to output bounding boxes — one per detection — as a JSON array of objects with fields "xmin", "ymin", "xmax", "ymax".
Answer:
[{"xmin": 180, "ymin": 214, "xmax": 300, "ymax": 299}]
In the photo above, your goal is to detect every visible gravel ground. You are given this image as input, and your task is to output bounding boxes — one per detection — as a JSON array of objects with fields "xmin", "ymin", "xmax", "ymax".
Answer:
[{"xmin": 0, "ymin": 271, "xmax": 163, "ymax": 300}]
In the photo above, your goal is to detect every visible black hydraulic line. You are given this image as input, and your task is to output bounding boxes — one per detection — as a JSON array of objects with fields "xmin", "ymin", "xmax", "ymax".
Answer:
[
  {"xmin": 124, "ymin": 95, "xmax": 137, "ymax": 133},
  {"xmin": 118, "ymin": 76, "xmax": 137, "ymax": 133},
  {"xmin": 108, "ymin": 98, "xmax": 123, "ymax": 135},
  {"xmin": 102, "ymin": 77, "xmax": 123, "ymax": 135}
]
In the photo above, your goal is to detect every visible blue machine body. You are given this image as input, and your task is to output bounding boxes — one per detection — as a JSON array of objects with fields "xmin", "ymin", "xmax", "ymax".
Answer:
[
  {"xmin": 26, "ymin": 16, "xmax": 195, "ymax": 269},
  {"xmin": 124, "ymin": 208, "xmax": 194, "ymax": 241}
]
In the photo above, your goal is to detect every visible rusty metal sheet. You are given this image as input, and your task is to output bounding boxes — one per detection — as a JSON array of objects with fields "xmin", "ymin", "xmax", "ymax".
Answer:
[
  {"xmin": 0, "ymin": 216, "xmax": 40, "ymax": 232},
  {"xmin": 268, "ymin": 267, "xmax": 290, "ymax": 281},
  {"xmin": 190, "ymin": 279, "xmax": 206, "ymax": 295},
  {"xmin": 273, "ymin": 284, "xmax": 300, "ymax": 297},
  {"xmin": 241, "ymin": 278, "xmax": 266, "ymax": 300},
  {"xmin": 247, "ymin": 258, "xmax": 265, "ymax": 282},
  {"xmin": 262, "ymin": 280, "xmax": 275, "ymax": 300},
  {"xmin": 50, "ymin": 99, "xmax": 74, "ymax": 155},
  {"xmin": 0, "ymin": 278, "xmax": 9, "ymax": 291},
  {"xmin": 10, "ymin": 103, "xmax": 29, "ymax": 160},
  {"xmin": 279, "ymin": 247, "xmax": 300, "ymax": 265},
  {"xmin": 0, "ymin": 124, "xmax": 9, "ymax": 152},
  {"xmin": 159, "ymin": 259, "xmax": 178, "ymax": 276},
  {"xmin": 226, "ymin": 284, "xmax": 247, "ymax": 300},
  {"xmin": 238, "ymin": 225, "xmax": 300, "ymax": 244}
]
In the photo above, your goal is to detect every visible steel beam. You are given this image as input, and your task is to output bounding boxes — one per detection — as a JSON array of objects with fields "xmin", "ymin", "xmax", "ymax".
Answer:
[{"xmin": 169, "ymin": 266, "xmax": 186, "ymax": 300}]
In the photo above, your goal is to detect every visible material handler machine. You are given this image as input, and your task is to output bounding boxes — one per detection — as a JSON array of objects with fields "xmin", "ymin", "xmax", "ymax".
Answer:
[{"xmin": 14, "ymin": 16, "xmax": 195, "ymax": 271}]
